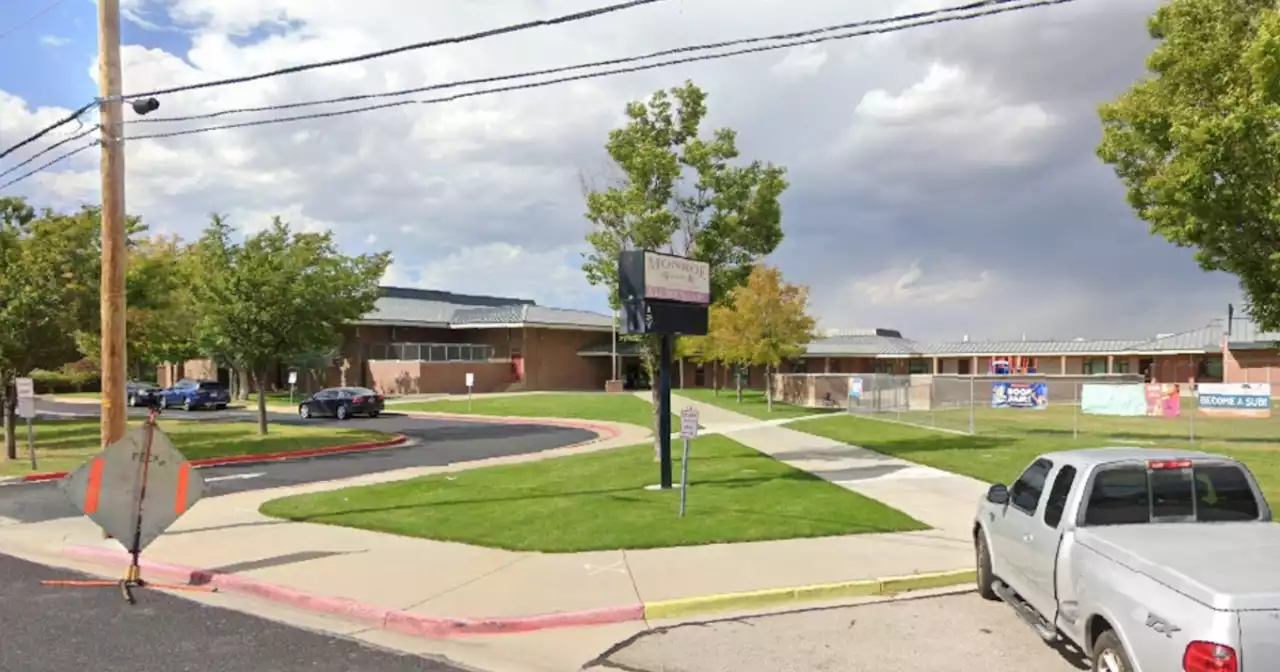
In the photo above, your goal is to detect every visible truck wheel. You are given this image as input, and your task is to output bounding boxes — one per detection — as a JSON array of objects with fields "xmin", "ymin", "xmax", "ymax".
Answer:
[
  {"xmin": 1092, "ymin": 631, "xmax": 1132, "ymax": 672},
  {"xmin": 975, "ymin": 530, "xmax": 998, "ymax": 601}
]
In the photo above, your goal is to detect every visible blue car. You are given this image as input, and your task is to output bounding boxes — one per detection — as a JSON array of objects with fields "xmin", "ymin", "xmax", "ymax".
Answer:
[{"xmin": 159, "ymin": 379, "xmax": 229, "ymax": 411}]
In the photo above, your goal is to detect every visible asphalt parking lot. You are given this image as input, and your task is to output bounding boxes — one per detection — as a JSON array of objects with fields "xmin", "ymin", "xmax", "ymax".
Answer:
[{"xmin": 589, "ymin": 592, "xmax": 1089, "ymax": 672}]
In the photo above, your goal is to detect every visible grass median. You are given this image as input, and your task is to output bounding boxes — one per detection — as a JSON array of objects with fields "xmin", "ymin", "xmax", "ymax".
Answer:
[
  {"xmin": 674, "ymin": 388, "xmax": 838, "ymax": 421},
  {"xmin": 260, "ymin": 434, "xmax": 927, "ymax": 552},
  {"xmin": 793, "ymin": 415, "xmax": 1280, "ymax": 506},
  {"xmin": 391, "ymin": 392, "xmax": 670, "ymax": 429},
  {"xmin": 0, "ymin": 418, "xmax": 392, "ymax": 478}
]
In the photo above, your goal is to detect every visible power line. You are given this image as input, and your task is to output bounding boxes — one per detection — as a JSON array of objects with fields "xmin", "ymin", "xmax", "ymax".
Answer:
[
  {"xmin": 121, "ymin": 0, "xmax": 1074, "ymax": 144},
  {"xmin": 0, "ymin": 0, "xmax": 71, "ymax": 42},
  {"xmin": 0, "ymin": 125, "xmax": 98, "ymax": 182},
  {"xmin": 129, "ymin": 0, "xmax": 1038, "ymax": 126},
  {"xmin": 120, "ymin": 0, "xmax": 670, "ymax": 100},
  {"xmin": 0, "ymin": 0, "xmax": 667, "ymax": 162},
  {"xmin": 0, "ymin": 140, "xmax": 96, "ymax": 192}
]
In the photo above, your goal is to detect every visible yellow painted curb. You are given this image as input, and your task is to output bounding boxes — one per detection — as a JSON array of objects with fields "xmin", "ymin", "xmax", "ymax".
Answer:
[{"xmin": 642, "ymin": 568, "xmax": 976, "ymax": 620}]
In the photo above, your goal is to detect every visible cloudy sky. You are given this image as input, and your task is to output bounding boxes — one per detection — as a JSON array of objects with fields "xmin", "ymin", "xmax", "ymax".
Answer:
[{"xmin": 0, "ymin": 0, "xmax": 1243, "ymax": 342}]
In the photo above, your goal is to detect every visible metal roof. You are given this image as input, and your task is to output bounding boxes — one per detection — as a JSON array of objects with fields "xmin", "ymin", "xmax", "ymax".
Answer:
[{"xmin": 354, "ymin": 286, "xmax": 614, "ymax": 330}]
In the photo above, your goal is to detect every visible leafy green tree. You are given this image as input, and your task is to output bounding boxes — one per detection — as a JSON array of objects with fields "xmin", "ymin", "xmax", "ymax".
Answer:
[
  {"xmin": 187, "ymin": 214, "xmax": 389, "ymax": 434},
  {"xmin": 1097, "ymin": 0, "xmax": 1280, "ymax": 328},
  {"xmin": 715, "ymin": 266, "xmax": 815, "ymax": 412},
  {"xmin": 581, "ymin": 81, "xmax": 788, "ymax": 449},
  {"xmin": 0, "ymin": 198, "xmax": 102, "ymax": 458}
]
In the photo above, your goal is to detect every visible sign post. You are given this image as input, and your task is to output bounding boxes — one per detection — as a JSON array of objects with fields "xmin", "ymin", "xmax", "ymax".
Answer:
[
  {"xmin": 16, "ymin": 377, "xmax": 36, "ymax": 469},
  {"xmin": 287, "ymin": 370, "xmax": 298, "ymax": 404},
  {"xmin": 678, "ymin": 406, "xmax": 699, "ymax": 517},
  {"xmin": 465, "ymin": 372, "xmax": 475, "ymax": 411},
  {"xmin": 617, "ymin": 250, "xmax": 710, "ymax": 490}
]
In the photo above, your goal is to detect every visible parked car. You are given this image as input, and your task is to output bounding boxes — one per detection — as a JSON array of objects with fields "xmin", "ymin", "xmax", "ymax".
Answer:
[
  {"xmin": 297, "ymin": 387, "xmax": 384, "ymax": 420},
  {"xmin": 126, "ymin": 381, "xmax": 162, "ymax": 407},
  {"xmin": 974, "ymin": 447, "xmax": 1280, "ymax": 672},
  {"xmin": 158, "ymin": 379, "xmax": 229, "ymax": 411}
]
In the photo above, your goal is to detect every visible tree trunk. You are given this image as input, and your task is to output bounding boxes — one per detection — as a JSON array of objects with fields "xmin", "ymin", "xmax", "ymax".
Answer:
[
  {"xmin": 766, "ymin": 364, "xmax": 774, "ymax": 412},
  {"xmin": 712, "ymin": 360, "xmax": 720, "ymax": 397},
  {"xmin": 678, "ymin": 358, "xmax": 685, "ymax": 389},
  {"xmin": 735, "ymin": 364, "xmax": 743, "ymax": 403},
  {"xmin": 253, "ymin": 368, "xmax": 268, "ymax": 436},
  {"xmin": 237, "ymin": 369, "xmax": 251, "ymax": 401},
  {"xmin": 3, "ymin": 383, "xmax": 17, "ymax": 461}
]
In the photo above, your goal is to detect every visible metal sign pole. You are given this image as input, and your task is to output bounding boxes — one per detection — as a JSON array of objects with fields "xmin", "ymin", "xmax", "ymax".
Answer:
[
  {"xmin": 968, "ymin": 374, "xmax": 976, "ymax": 435},
  {"xmin": 26, "ymin": 417, "xmax": 36, "ymax": 470},
  {"xmin": 1073, "ymin": 382, "xmax": 1079, "ymax": 440},
  {"xmin": 679, "ymin": 437, "xmax": 691, "ymax": 517}
]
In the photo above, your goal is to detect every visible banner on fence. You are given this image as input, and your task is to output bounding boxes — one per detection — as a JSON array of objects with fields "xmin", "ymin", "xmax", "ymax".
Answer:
[
  {"xmin": 991, "ymin": 382, "xmax": 1048, "ymax": 410},
  {"xmin": 1197, "ymin": 383, "xmax": 1272, "ymax": 418},
  {"xmin": 848, "ymin": 376, "xmax": 863, "ymax": 400},
  {"xmin": 1144, "ymin": 383, "xmax": 1182, "ymax": 418},
  {"xmin": 1081, "ymin": 383, "xmax": 1147, "ymax": 416}
]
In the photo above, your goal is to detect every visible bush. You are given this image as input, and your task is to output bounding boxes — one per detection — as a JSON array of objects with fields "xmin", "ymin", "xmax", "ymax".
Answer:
[{"xmin": 29, "ymin": 361, "xmax": 100, "ymax": 394}]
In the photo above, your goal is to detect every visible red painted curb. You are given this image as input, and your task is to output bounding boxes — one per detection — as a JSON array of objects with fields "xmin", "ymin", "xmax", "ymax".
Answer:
[
  {"xmin": 63, "ymin": 546, "xmax": 644, "ymax": 637},
  {"xmin": 18, "ymin": 435, "xmax": 409, "ymax": 482}
]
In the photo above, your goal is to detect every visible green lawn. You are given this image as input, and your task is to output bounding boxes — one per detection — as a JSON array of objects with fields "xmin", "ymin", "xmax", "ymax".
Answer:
[
  {"xmin": 0, "ymin": 419, "xmax": 391, "ymax": 477},
  {"xmin": 260, "ymin": 434, "xmax": 927, "ymax": 552},
  {"xmin": 794, "ymin": 415, "xmax": 1280, "ymax": 506},
  {"xmin": 675, "ymin": 387, "xmax": 838, "ymax": 420},
  {"xmin": 392, "ymin": 392, "xmax": 674, "ymax": 429}
]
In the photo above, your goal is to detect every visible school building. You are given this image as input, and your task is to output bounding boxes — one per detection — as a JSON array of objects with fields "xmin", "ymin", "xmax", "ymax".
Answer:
[{"xmin": 160, "ymin": 287, "xmax": 1280, "ymax": 395}]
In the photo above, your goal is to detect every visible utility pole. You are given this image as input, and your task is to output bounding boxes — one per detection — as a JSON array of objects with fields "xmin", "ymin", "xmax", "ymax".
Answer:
[{"xmin": 98, "ymin": 0, "xmax": 127, "ymax": 449}]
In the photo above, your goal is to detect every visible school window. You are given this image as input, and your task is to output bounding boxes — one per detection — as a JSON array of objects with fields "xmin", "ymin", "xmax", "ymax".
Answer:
[
  {"xmin": 958, "ymin": 359, "xmax": 972, "ymax": 375},
  {"xmin": 1082, "ymin": 357, "xmax": 1109, "ymax": 375},
  {"xmin": 1113, "ymin": 359, "xmax": 1130, "ymax": 374},
  {"xmin": 908, "ymin": 359, "xmax": 931, "ymax": 374},
  {"xmin": 874, "ymin": 360, "xmax": 895, "ymax": 374}
]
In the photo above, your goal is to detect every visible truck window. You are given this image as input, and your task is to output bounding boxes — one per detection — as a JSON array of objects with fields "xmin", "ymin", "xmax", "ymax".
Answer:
[
  {"xmin": 1083, "ymin": 463, "xmax": 1261, "ymax": 526},
  {"xmin": 1010, "ymin": 459, "xmax": 1053, "ymax": 514},
  {"xmin": 1042, "ymin": 465, "xmax": 1078, "ymax": 528}
]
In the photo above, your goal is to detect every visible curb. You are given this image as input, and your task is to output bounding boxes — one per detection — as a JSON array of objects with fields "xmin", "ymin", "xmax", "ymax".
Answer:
[
  {"xmin": 642, "ymin": 569, "xmax": 977, "ymax": 620},
  {"xmin": 62, "ymin": 545, "xmax": 642, "ymax": 637},
  {"xmin": 394, "ymin": 410, "xmax": 623, "ymax": 442},
  {"xmin": 16, "ymin": 435, "xmax": 410, "ymax": 483},
  {"xmin": 62, "ymin": 545, "xmax": 973, "ymax": 637}
]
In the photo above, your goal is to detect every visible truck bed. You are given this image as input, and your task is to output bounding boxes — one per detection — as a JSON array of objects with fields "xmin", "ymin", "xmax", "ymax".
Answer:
[{"xmin": 1077, "ymin": 522, "xmax": 1280, "ymax": 611}]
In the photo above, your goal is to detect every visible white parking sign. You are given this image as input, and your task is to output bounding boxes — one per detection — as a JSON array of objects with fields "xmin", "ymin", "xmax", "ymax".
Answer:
[
  {"xmin": 679, "ymin": 407, "xmax": 699, "ymax": 439},
  {"xmin": 15, "ymin": 377, "xmax": 35, "ymax": 419}
]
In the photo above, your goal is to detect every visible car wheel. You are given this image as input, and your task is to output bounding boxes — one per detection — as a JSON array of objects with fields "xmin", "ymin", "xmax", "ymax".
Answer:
[
  {"xmin": 1092, "ymin": 631, "xmax": 1132, "ymax": 672},
  {"xmin": 369, "ymin": 411, "xmax": 380, "ymax": 418},
  {"xmin": 128, "ymin": 394, "xmax": 137, "ymax": 407},
  {"xmin": 298, "ymin": 405, "xmax": 310, "ymax": 419},
  {"xmin": 216, "ymin": 404, "xmax": 227, "ymax": 411},
  {"xmin": 975, "ymin": 530, "xmax": 998, "ymax": 601},
  {"xmin": 160, "ymin": 396, "xmax": 169, "ymax": 410},
  {"xmin": 182, "ymin": 398, "xmax": 192, "ymax": 412},
  {"xmin": 335, "ymin": 404, "xmax": 349, "ymax": 421}
]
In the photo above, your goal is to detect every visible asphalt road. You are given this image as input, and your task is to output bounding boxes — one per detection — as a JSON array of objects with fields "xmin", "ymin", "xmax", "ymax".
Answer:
[
  {"xmin": 0, "ymin": 399, "xmax": 596, "ymax": 525},
  {"xmin": 0, "ymin": 550, "xmax": 466, "ymax": 672},
  {"xmin": 589, "ymin": 592, "xmax": 1090, "ymax": 672}
]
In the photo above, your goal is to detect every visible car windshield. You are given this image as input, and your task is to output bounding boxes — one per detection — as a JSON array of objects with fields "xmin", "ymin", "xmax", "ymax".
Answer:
[{"xmin": 1083, "ymin": 463, "xmax": 1262, "ymax": 526}]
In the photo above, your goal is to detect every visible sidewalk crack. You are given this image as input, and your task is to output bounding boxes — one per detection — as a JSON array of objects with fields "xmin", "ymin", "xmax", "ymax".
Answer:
[
  {"xmin": 620, "ymin": 549, "xmax": 649, "ymax": 628},
  {"xmin": 398, "ymin": 554, "xmax": 531, "ymax": 612}
]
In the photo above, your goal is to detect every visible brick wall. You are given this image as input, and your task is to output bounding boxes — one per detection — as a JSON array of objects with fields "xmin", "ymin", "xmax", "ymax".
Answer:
[
  {"xmin": 1223, "ymin": 347, "xmax": 1280, "ymax": 385},
  {"xmin": 365, "ymin": 360, "xmax": 515, "ymax": 395}
]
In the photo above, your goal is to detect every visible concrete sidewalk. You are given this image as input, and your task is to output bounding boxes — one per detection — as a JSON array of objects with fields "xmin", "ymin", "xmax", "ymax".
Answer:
[{"xmin": 667, "ymin": 394, "xmax": 989, "ymax": 537}]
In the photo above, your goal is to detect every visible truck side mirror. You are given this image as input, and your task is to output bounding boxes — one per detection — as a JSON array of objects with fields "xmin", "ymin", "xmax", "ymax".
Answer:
[{"xmin": 986, "ymin": 484, "xmax": 1009, "ymax": 505}]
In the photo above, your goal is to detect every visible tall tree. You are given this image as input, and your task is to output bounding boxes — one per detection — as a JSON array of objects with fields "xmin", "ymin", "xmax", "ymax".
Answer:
[
  {"xmin": 0, "ymin": 199, "xmax": 101, "ymax": 458},
  {"xmin": 581, "ymin": 81, "xmax": 788, "ymax": 449},
  {"xmin": 715, "ymin": 266, "xmax": 815, "ymax": 412},
  {"xmin": 187, "ymin": 214, "xmax": 389, "ymax": 434},
  {"xmin": 1097, "ymin": 0, "xmax": 1280, "ymax": 328}
]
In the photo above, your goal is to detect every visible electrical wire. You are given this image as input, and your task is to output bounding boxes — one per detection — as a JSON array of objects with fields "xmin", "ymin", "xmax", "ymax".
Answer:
[
  {"xmin": 0, "ymin": 0, "xmax": 668, "ymax": 162},
  {"xmin": 119, "ymin": 0, "xmax": 670, "ymax": 100},
  {"xmin": 122, "ymin": 0, "xmax": 1075, "ymax": 144},
  {"xmin": 0, "ymin": 140, "xmax": 96, "ymax": 192},
  {"xmin": 0, "ymin": 0, "xmax": 71, "ymax": 42},
  {"xmin": 0, "ymin": 124, "xmax": 98, "ymax": 181},
  {"xmin": 129, "ymin": 0, "xmax": 1040, "ymax": 126}
]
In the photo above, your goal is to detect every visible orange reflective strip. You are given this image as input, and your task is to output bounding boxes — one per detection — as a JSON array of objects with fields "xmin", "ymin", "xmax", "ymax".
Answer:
[
  {"xmin": 83, "ymin": 458, "xmax": 105, "ymax": 514},
  {"xmin": 174, "ymin": 462, "xmax": 191, "ymax": 514}
]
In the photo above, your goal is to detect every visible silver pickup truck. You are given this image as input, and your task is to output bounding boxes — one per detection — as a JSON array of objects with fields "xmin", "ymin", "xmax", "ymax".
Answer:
[{"xmin": 973, "ymin": 447, "xmax": 1280, "ymax": 672}]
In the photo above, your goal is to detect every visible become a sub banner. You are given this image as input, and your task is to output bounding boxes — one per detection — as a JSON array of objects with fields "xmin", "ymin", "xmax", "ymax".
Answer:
[
  {"xmin": 1144, "ymin": 383, "xmax": 1182, "ymax": 418},
  {"xmin": 1081, "ymin": 383, "xmax": 1146, "ymax": 417},
  {"xmin": 1197, "ymin": 383, "xmax": 1272, "ymax": 418},
  {"xmin": 991, "ymin": 382, "xmax": 1047, "ymax": 410}
]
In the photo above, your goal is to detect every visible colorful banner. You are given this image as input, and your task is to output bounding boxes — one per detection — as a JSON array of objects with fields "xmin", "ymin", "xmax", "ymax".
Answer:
[
  {"xmin": 1081, "ymin": 384, "xmax": 1147, "ymax": 416},
  {"xmin": 1197, "ymin": 383, "xmax": 1272, "ymax": 418},
  {"xmin": 848, "ymin": 377, "xmax": 863, "ymax": 400},
  {"xmin": 1144, "ymin": 383, "xmax": 1182, "ymax": 418},
  {"xmin": 991, "ymin": 382, "xmax": 1048, "ymax": 410}
]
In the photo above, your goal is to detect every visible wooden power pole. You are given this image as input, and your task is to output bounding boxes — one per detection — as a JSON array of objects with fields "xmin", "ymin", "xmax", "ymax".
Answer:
[{"xmin": 98, "ymin": 0, "xmax": 127, "ymax": 448}]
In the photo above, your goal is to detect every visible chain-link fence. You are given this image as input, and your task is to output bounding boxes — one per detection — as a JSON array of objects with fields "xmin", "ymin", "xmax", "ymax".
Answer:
[
  {"xmin": 365, "ymin": 342, "xmax": 495, "ymax": 362},
  {"xmin": 773, "ymin": 372, "xmax": 1280, "ymax": 448}
]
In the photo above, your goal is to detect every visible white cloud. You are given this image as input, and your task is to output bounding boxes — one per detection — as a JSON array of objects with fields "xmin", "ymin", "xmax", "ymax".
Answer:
[
  {"xmin": 771, "ymin": 46, "xmax": 828, "ymax": 79},
  {"xmin": 851, "ymin": 260, "xmax": 993, "ymax": 306},
  {"xmin": 39, "ymin": 35, "xmax": 70, "ymax": 47}
]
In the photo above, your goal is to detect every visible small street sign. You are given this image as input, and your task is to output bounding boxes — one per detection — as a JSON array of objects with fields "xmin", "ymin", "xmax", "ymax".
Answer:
[
  {"xmin": 15, "ymin": 377, "xmax": 34, "ymax": 419},
  {"xmin": 61, "ymin": 425, "xmax": 204, "ymax": 553},
  {"xmin": 679, "ymin": 407, "xmax": 699, "ymax": 439},
  {"xmin": 465, "ymin": 372, "xmax": 475, "ymax": 388}
]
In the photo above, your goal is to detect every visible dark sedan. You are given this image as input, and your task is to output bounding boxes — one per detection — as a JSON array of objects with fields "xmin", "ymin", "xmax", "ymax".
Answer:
[
  {"xmin": 126, "ymin": 381, "xmax": 162, "ymax": 407},
  {"xmin": 297, "ymin": 387, "xmax": 385, "ymax": 420}
]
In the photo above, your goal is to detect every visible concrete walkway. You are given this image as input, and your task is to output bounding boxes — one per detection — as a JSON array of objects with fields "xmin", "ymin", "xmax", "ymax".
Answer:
[{"xmin": 666, "ymin": 393, "xmax": 989, "ymax": 538}]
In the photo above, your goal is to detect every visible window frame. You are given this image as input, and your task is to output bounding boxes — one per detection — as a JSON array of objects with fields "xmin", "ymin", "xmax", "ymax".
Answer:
[
  {"xmin": 1042, "ymin": 465, "xmax": 1078, "ymax": 529},
  {"xmin": 1077, "ymin": 460, "xmax": 1269, "ymax": 527},
  {"xmin": 1009, "ymin": 458, "xmax": 1054, "ymax": 516}
]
